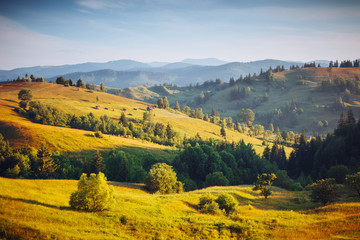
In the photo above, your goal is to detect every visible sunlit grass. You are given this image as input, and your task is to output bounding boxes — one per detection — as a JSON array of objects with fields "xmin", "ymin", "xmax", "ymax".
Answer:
[{"xmin": 0, "ymin": 177, "xmax": 359, "ymax": 239}]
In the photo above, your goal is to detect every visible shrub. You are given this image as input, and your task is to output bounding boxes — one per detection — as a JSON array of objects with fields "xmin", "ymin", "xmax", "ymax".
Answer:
[
  {"xmin": 94, "ymin": 131, "xmax": 104, "ymax": 138},
  {"xmin": 344, "ymin": 172, "xmax": 360, "ymax": 198},
  {"xmin": 290, "ymin": 182, "xmax": 303, "ymax": 191},
  {"xmin": 69, "ymin": 172, "xmax": 115, "ymax": 211},
  {"xmin": 215, "ymin": 193, "xmax": 238, "ymax": 215},
  {"xmin": 198, "ymin": 193, "xmax": 222, "ymax": 215},
  {"xmin": 273, "ymin": 170, "xmax": 294, "ymax": 189},
  {"xmin": 310, "ymin": 178, "xmax": 338, "ymax": 205},
  {"xmin": 146, "ymin": 163, "xmax": 183, "ymax": 194},
  {"xmin": 326, "ymin": 165, "xmax": 349, "ymax": 184}
]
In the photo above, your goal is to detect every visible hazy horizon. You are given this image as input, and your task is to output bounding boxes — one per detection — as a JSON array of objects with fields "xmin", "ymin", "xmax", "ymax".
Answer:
[{"xmin": 1, "ymin": 0, "xmax": 360, "ymax": 70}]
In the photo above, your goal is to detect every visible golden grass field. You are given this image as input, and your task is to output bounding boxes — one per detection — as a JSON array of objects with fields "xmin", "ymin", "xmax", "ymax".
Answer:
[
  {"xmin": 0, "ymin": 82, "xmax": 291, "ymax": 156},
  {"xmin": 0, "ymin": 176, "xmax": 359, "ymax": 239}
]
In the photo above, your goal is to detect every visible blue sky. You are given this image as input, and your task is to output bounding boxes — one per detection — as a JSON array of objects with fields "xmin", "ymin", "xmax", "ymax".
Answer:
[{"xmin": 0, "ymin": 0, "xmax": 359, "ymax": 69}]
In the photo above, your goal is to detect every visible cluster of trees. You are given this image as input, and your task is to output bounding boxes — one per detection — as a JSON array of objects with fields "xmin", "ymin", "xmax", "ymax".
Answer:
[
  {"xmin": 8, "ymin": 74, "xmax": 45, "ymax": 83},
  {"xmin": 54, "ymin": 76, "xmax": 105, "ymax": 91},
  {"xmin": 230, "ymin": 85, "xmax": 251, "ymax": 100},
  {"xmin": 0, "ymin": 135, "xmax": 82, "ymax": 179},
  {"xmin": 172, "ymin": 140, "xmax": 278, "ymax": 191},
  {"xmin": 24, "ymin": 100, "xmax": 178, "ymax": 146},
  {"xmin": 269, "ymin": 108, "xmax": 360, "ymax": 188},
  {"xmin": 329, "ymin": 60, "xmax": 360, "ymax": 68},
  {"xmin": 320, "ymin": 77, "xmax": 360, "ymax": 95},
  {"xmin": 157, "ymin": 96, "xmax": 169, "ymax": 109}
]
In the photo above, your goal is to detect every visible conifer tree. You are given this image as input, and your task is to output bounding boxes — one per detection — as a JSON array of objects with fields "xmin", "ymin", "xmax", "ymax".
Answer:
[
  {"xmin": 174, "ymin": 101, "xmax": 180, "ymax": 111},
  {"xmin": 338, "ymin": 112, "xmax": 346, "ymax": 127},
  {"xmin": 220, "ymin": 125, "xmax": 226, "ymax": 138},
  {"xmin": 36, "ymin": 144, "xmax": 57, "ymax": 178},
  {"xmin": 94, "ymin": 151, "xmax": 103, "ymax": 174},
  {"xmin": 166, "ymin": 123, "xmax": 175, "ymax": 140},
  {"xmin": 100, "ymin": 82, "xmax": 105, "ymax": 92},
  {"xmin": 347, "ymin": 107, "xmax": 356, "ymax": 124},
  {"xmin": 157, "ymin": 98, "xmax": 164, "ymax": 108}
]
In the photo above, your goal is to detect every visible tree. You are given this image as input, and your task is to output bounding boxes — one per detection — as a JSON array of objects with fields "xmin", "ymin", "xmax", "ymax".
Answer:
[
  {"xmin": 166, "ymin": 123, "xmax": 175, "ymax": 141},
  {"xmin": 94, "ymin": 151, "xmax": 103, "ymax": 174},
  {"xmin": 119, "ymin": 112, "xmax": 129, "ymax": 127},
  {"xmin": 182, "ymin": 106, "xmax": 191, "ymax": 115},
  {"xmin": 157, "ymin": 98, "xmax": 164, "ymax": 108},
  {"xmin": 338, "ymin": 112, "xmax": 346, "ymax": 127},
  {"xmin": 18, "ymin": 89, "xmax": 33, "ymax": 109},
  {"xmin": 347, "ymin": 107, "xmax": 356, "ymax": 124},
  {"xmin": 56, "ymin": 76, "xmax": 66, "ymax": 85},
  {"xmin": 76, "ymin": 79, "xmax": 83, "ymax": 88},
  {"xmin": 198, "ymin": 193, "xmax": 222, "ymax": 215},
  {"xmin": 146, "ymin": 163, "xmax": 183, "ymax": 194},
  {"xmin": 310, "ymin": 178, "xmax": 338, "ymax": 205},
  {"xmin": 174, "ymin": 101, "xmax": 180, "ymax": 111},
  {"xmin": 253, "ymin": 173, "xmax": 277, "ymax": 199},
  {"xmin": 100, "ymin": 82, "xmax": 105, "ymax": 92},
  {"xmin": 326, "ymin": 165, "xmax": 349, "ymax": 183},
  {"xmin": 36, "ymin": 144, "xmax": 57, "ymax": 178},
  {"xmin": 163, "ymin": 96, "xmax": 169, "ymax": 109},
  {"xmin": 268, "ymin": 123, "xmax": 274, "ymax": 133},
  {"xmin": 245, "ymin": 109, "xmax": 255, "ymax": 127},
  {"xmin": 105, "ymin": 150, "xmax": 129, "ymax": 182},
  {"xmin": 18, "ymin": 88, "xmax": 33, "ymax": 101},
  {"xmin": 344, "ymin": 172, "xmax": 360, "ymax": 198},
  {"xmin": 69, "ymin": 172, "xmax": 115, "ymax": 211},
  {"xmin": 220, "ymin": 125, "xmax": 226, "ymax": 138}
]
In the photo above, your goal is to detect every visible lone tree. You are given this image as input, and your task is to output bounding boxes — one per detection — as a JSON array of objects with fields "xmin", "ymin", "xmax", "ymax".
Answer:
[
  {"xmin": 146, "ymin": 163, "xmax": 183, "ymax": 194},
  {"xmin": 220, "ymin": 125, "xmax": 226, "ymax": 138},
  {"xmin": 344, "ymin": 172, "xmax": 360, "ymax": 198},
  {"xmin": 100, "ymin": 82, "xmax": 105, "ymax": 92},
  {"xmin": 253, "ymin": 173, "xmax": 277, "ymax": 199},
  {"xmin": 36, "ymin": 144, "xmax": 57, "ymax": 179},
  {"xmin": 93, "ymin": 151, "xmax": 104, "ymax": 174},
  {"xmin": 310, "ymin": 178, "xmax": 338, "ymax": 205},
  {"xmin": 69, "ymin": 172, "xmax": 115, "ymax": 211},
  {"xmin": 18, "ymin": 89, "xmax": 33, "ymax": 109}
]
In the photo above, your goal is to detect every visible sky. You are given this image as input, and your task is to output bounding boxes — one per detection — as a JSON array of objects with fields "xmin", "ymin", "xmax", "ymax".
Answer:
[{"xmin": 0, "ymin": 0, "xmax": 360, "ymax": 70}]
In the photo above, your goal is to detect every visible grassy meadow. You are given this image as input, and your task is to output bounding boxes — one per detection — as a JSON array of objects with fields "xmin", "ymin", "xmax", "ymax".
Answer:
[{"xmin": 1, "ymin": 176, "xmax": 359, "ymax": 239}]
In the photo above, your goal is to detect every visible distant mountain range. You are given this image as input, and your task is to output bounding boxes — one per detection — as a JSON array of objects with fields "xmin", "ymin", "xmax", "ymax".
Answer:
[{"xmin": 0, "ymin": 58, "xmax": 330, "ymax": 88}]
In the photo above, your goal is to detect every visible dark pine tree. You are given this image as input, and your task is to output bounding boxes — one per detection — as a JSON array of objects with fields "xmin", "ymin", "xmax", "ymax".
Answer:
[
  {"xmin": 338, "ymin": 112, "xmax": 346, "ymax": 127},
  {"xmin": 347, "ymin": 107, "xmax": 356, "ymax": 124},
  {"xmin": 94, "ymin": 151, "xmax": 103, "ymax": 174}
]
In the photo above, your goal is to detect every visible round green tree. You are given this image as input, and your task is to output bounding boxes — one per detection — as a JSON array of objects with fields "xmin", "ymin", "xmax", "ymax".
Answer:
[
  {"xmin": 146, "ymin": 163, "xmax": 183, "ymax": 194},
  {"xmin": 69, "ymin": 172, "xmax": 115, "ymax": 211}
]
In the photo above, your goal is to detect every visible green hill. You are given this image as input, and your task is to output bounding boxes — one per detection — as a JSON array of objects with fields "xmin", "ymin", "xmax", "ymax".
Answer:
[
  {"xmin": 1, "ymin": 177, "xmax": 359, "ymax": 239},
  {"xmin": 118, "ymin": 67, "xmax": 360, "ymax": 134}
]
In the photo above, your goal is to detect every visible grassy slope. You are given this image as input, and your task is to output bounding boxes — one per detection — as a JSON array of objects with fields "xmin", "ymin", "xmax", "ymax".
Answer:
[
  {"xmin": 123, "ymin": 68, "xmax": 360, "ymax": 133},
  {"xmin": 0, "ymin": 82, "xmax": 287, "ymax": 156},
  {"xmin": 1, "ymin": 177, "xmax": 359, "ymax": 239}
]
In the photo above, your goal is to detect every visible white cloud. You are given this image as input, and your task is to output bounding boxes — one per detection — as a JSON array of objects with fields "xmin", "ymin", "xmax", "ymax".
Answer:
[{"xmin": 77, "ymin": 0, "xmax": 126, "ymax": 10}]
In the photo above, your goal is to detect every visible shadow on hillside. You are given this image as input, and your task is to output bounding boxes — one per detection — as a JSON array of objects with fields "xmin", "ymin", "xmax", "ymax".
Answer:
[
  {"xmin": 1, "ymin": 98, "xmax": 17, "ymax": 103},
  {"xmin": 0, "ymin": 195, "xmax": 71, "ymax": 210},
  {"xmin": 182, "ymin": 201, "xmax": 198, "ymax": 211}
]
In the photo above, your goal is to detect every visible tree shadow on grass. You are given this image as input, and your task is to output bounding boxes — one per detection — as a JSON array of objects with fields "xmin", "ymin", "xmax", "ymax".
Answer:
[{"xmin": 0, "ymin": 195, "xmax": 71, "ymax": 210}]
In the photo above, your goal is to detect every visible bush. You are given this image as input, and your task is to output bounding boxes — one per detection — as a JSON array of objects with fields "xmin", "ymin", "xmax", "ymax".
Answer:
[
  {"xmin": 273, "ymin": 170, "xmax": 294, "ymax": 189},
  {"xmin": 344, "ymin": 172, "xmax": 360, "ymax": 198},
  {"xmin": 146, "ymin": 163, "xmax": 183, "ymax": 194},
  {"xmin": 215, "ymin": 193, "xmax": 238, "ymax": 215},
  {"xmin": 69, "ymin": 172, "xmax": 115, "ymax": 211},
  {"xmin": 94, "ymin": 131, "xmax": 104, "ymax": 138},
  {"xmin": 198, "ymin": 193, "xmax": 222, "ymax": 215},
  {"xmin": 290, "ymin": 182, "xmax": 303, "ymax": 191},
  {"xmin": 327, "ymin": 165, "xmax": 349, "ymax": 184},
  {"xmin": 310, "ymin": 178, "xmax": 338, "ymax": 205}
]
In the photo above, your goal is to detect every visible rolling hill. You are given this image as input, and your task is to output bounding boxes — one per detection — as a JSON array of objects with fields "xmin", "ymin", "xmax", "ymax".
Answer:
[
  {"xmin": 120, "ymin": 67, "xmax": 360, "ymax": 134},
  {"xmin": 1, "ymin": 176, "xmax": 359, "ymax": 239},
  {"xmin": 0, "ymin": 81, "xmax": 286, "ymax": 156}
]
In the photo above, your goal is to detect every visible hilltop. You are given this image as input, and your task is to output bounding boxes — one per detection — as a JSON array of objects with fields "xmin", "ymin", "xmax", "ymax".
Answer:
[
  {"xmin": 1, "ymin": 176, "xmax": 359, "ymax": 239},
  {"xmin": 119, "ymin": 67, "xmax": 360, "ymax": 133}
]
